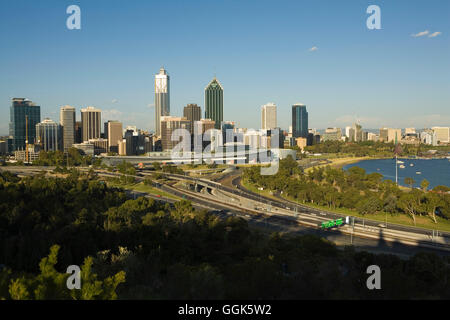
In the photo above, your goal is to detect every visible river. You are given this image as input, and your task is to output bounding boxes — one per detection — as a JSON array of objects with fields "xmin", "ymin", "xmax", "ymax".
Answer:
[{"xmin": 343, "ymin": 158, "xmax": 450, "ymax": 189}]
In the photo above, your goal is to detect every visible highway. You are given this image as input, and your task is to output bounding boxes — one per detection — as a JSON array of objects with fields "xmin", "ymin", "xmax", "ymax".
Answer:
[
  {"xmin": 146, "ymin": 171, "xmax": 450, "ymax": 250},
  {"xmin": 2, "ymin": 166, "xmax": 450, "ymax": 257}
]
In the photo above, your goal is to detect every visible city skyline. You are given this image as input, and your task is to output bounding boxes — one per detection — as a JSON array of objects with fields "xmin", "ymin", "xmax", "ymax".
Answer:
[{"xmin": 0, "ymin": 0, "xmax": 449, "ymax": 134}]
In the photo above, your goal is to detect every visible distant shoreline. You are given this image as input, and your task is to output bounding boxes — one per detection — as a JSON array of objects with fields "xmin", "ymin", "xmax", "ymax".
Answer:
[
  {"xmin": 307, "ymin": 155, "xmax": 449, "ymax": 172},
  {"xmin": 305, "ymin": 156, "xmax": 386, "ymax": 172}
]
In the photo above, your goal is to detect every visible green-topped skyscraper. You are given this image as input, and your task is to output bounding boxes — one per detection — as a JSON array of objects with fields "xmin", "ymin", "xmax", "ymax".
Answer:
[{"xmin": 204, "ymin": 77, "xmax": 223, "ymax": 129}]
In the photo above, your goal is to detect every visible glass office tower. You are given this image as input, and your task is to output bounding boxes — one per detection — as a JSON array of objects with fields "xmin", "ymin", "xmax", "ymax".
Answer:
[
  {"xmin": 292, "ymin": 104, "xmax": 308, "ymax": 138},
  {"xmin": 9, "ymin": 98, "xmax": 41, "ymax": 151},
  {"xmin": 36, "ymin": 118, "xmax": 61, "ymax": 151},
  {"xmin": 205, "ymin": 77, "xmax": 223, "ymax": 130}
]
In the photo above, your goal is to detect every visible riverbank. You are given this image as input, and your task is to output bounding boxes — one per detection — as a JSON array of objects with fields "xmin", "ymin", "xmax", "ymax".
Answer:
[{"xmin": 304, "ymin": 156, "xmax": 380, "ymax": 173}]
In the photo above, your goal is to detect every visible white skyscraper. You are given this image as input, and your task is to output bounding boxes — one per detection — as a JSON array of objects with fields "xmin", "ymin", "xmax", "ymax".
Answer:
[
  {"xmin": 345, "ymin": 126, "xmax": 352, "ymax": 138},
  {"xmin": 155, "ymin": 67, "xmax": 170, "ymax": 137},
  {"xmin": 261, "ymin": 103, "xmax": 277, "ymax": 130},
  {"xmin": 60, "ymin": 105, "xmax": 76, "ymax": 152}
]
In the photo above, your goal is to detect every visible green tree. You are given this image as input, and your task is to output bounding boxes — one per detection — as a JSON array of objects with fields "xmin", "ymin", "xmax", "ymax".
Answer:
[
  {"xmin": 420, "ymin": 179, "xmax": 430, "ymax": 192},
  {"xmin": 4, "ymin": 245, "xmax": 126, "ymax": 300},
  {"xmin": 422, "ymin": 193, "xmax": 441, "ymax": 224},
  {"xmin": 404, "ymin": 177, "xmax": 416, "ymax": 190},
  {"xmin": 152, "ymin": 162, "xmax": 161, "ymax": 171},
  {"xmin": 356, "ymin": 196, "xmax": 382, "ymax": 215},
  {"xmin": 398, "ymin": 193, "xmax": 421, "ymax": 225}
]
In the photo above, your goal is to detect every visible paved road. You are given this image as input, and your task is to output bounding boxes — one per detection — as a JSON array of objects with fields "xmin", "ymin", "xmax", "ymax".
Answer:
[
  {"xmin": 3, "ymin": 166, "xmax": 450, "ymax": 257},
  {"xmin": 127, "ymin": 182, "xmax": 450, "ymax": 258}
]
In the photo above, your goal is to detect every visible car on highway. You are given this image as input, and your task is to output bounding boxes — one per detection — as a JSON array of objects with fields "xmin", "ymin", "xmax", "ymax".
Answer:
[{"xmin": 378, "ymin": 224, "xmax": 387, "ymax": 228}]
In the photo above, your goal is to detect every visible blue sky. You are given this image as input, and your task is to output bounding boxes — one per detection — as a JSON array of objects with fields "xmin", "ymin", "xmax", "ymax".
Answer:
[{"xmin": 0, "ymin": 0, "xmax": 449, "ymax": 134}]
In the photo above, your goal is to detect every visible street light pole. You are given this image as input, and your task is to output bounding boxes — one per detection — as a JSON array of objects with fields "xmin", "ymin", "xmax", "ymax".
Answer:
[{"xmin": 395, "ymin": 154, "xmax": 398, "ymax": 185}]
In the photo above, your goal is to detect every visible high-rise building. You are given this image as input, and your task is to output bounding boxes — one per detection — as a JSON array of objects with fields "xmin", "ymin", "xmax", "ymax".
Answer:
[
  {"xmin": 367, "ymin": 132, "xmax": 379, "ymax": 141},
  {"xmin": 353, "ymin": 123, "xmax": 363, "ymax": 142},
  {"xmin": 36, "ymin": 119, "xmax": 61, "ymax": 151},
  {"xmin": 118, "ymin": 139, "xmax": 127, "ymax": 156},
  {"xmin": 194, "ymin": 119, "xmax": 216, "ymax": 151},
  {"xmin": 74, "ymin": 121, "xmax": 82, "ymax": 143},
  {"xmin": 261, "ymin": 103, "xmax": 277, "ymax": 130},
  {"xmin": 81, "ymin": 107, "xmax": 101, "ymax": 142},
  {"xmin": 9, "ymin": 98, "xmax": 41, "ymax": 151},
  {"xmin": 205, "ymin": 77, "xmax": 223, "ymax": 129},
  {"xmin": 124, "ymin": 129, "xmax": 146, "ymax": 156},
  {"xmin": 346, "ymin": 128, "xmax": 354, "ymax": 142},
  {"xmin": 221, "ymin": 121, "xmax": 235, "ymax": 144},
  {"xmin": 420, "ymin": 130, "xmax": 438, "ymax": 146},
  {"xmin": 345, "ymin": 126, "xmax": 352, "ymax": 139},
  {"xmin": 155, "ymin": 67, "xmax": 170, "ymax": 137},
  {"xmin": 60, "ymin": 105, "xmax": 76, "ymax": 152},
  {"xmin": 183, "ymin": 104, "xmax": 201, "ymax": 133},
  {"xmin": 292, "ymin": 104, "xmax": 308, "ymax": 138},
  {"xmin": 105, "ymin": 120, "xmax": 123, "ymax": 153},
  {"xmin": 0, "ymin": 140, "xmax": 7, "ymax": 155},
  {"xmin": 379, "ymin": 128, "xmax": 402, "ymax": 143},
  {"xmin": 160, "ymin": 116, "xmax": 191, "ymax": 151},
  {"xmin": 431, "ymin": 127, "xmax": 450, "ymax": 144}
]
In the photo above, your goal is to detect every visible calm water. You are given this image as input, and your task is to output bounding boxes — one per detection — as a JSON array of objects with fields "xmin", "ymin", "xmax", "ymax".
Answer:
[{"xmin": 343, "ymin": 158, "xmax": 450, "ymax": 189}]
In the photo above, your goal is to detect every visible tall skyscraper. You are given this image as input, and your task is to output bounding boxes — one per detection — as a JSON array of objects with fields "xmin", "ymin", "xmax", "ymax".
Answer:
[
  {"xmin": 9, "ymin": 98, "xmax": 41, "ymax": 151},
  {"xmin": 81, "ymin": 107, "xmax": 101, "ymax": 142},
  {"xmin": 292, "ymin": 104, "xmax": 308, "ymax": 138},
  {"xmin": 261, "ymin": 103, "xmax": 277, "ymax": 130},
  {"xmin": 155, "ymin": 67, "xmax": 170, "ymax": 137},
  {"xmin": 353, "ymin": 123, "xmax": 363, "ymax": 142},
  {"xmin": 183, "ymin": 104, "xmax": 201, "ymax": 133},
  {"xmin": 205, "ymin": 77, "xmax": 223, "ymax": 130},
  {"xmin": 105, "ymin": 120, "xmax": 123, "ymax": 153},
  {"xmin": 36, "ymin": 119, "xmax": 61, "ymax": 151},
  {"xmin": 60, "ymin": 105, "xmax": 76, "ymax": 152},
  {"xmin": 74, "ymin": 121, "xmax": 82, "ymax": 143}
]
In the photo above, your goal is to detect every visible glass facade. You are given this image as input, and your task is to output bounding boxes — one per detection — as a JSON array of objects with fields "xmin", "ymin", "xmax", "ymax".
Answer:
[
  {"xmin": 292, "ymin": 104, "xmax": 308, "ymax": 138},
  {"xmin": 36, "ymin": 119, "xmax": 61, "ymax": 151},
  {"xmin": 205, "ymin": 78, "xmax": 223, "ymax": 130},
  {"xmin": 9, "ymin": 98, "xmax": 41, "ymax": 151}
]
